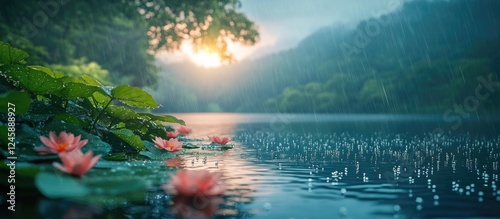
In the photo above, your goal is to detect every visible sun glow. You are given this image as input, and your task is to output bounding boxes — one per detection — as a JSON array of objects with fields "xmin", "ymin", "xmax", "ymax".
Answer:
[
  {"xmin": 189, "ymin": 50, "xmax": 222, "ymax": 68},
  {"xmin": 156, "ymin": 35, "xmax": 277, "ymax": 68}
]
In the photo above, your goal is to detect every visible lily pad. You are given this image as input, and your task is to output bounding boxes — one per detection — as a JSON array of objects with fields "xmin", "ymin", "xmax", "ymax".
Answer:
[
  {"xmin": 182, "ymin": 143, "xmax": 200, "ymax": 149},
  {"xmin": 36, "ymin": 172, "xmax": 90, "ymax": 199},
  {"xmin": 35, "ymin": 170, "xmax": 150, "ymax": 200}
]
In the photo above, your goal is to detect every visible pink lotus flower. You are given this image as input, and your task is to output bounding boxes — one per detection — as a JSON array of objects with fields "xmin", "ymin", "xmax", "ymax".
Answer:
[
  {"xmin": 53, "ymin": 149, "xmax": 101, "ymax": 177},
  {"xmin": 153, "ymin": 137, "xmax": 183, "ymax": 152},
  {"xmin": 163, "ymin": 170, "xmax": 226, "ymax": 197},
  {"xmin": 166, "ymin": 131, "xmax": 179, "ymax": 139},
  {"xmin": 177, "ymin": 125, "xmax": 191, "ymax": 135},
  {"xmin": 208, "ymin": 136, "xmax": 230, "ymax": 145},
  {"xmin": 35, "ymin": 131, "xmax": 88, "ymax": 155}
]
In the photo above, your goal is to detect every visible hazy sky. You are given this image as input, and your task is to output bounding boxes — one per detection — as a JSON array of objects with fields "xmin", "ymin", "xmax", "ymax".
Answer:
[
  {"xmin": 158, "ymin": 0, "xmax": 406, "ymax": 64},
  {"xmin": 239, "ymin": 0, "xmax": 407, "ymax": 58}
]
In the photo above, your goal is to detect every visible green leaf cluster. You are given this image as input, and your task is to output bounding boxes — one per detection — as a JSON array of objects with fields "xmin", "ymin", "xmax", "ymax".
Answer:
[{"xmin": 0, "ymin": 41, "xmax": 184, "ymax": 160}]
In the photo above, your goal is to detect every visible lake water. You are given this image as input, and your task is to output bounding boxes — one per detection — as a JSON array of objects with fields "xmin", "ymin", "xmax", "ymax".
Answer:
[{"xmin": 8, "ymin": 113, "xmax": 500, "ymax": 218}]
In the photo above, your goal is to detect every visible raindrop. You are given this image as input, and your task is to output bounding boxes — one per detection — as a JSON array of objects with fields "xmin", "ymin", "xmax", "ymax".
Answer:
[
  {"xmin": 338, "ymin": 207, "xmax": 348, "ymax": 217},
  {"xmin": 416, "ymin": 204, "xmax": 423, "ymax": 211},
  {"xmin": 416, "ymin": 197, "xmax": 423, "ymax": 203},
  {"xmin": 393, "ymin": 205, "xmax": 401, "ymax": 213},
  {"xmin": 263, "ymin": 202, "xmax": 272, "ymax": 211},
  {"xmin": 340, "ymin": 188, "xmax": 347, "ymax": 196}
]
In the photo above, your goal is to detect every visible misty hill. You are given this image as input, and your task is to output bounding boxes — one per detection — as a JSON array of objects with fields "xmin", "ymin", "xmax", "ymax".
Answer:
[{"xmin": 152, "ymin": 0, "xmax": 500, "ymax": 114}]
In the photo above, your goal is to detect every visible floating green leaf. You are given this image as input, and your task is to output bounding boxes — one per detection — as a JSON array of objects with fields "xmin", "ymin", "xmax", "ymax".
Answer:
[
  {"xmin": 35, "ymin": 171, "xmax": 148, "ymax": 199},
  {"xmin": 0, "ymin": 41, "xmax": 29, "ymax": 66},
  {"xmin": 0, "ymin": 90, "xmax": 30, "ymax": 114},
  {"xmin": 110, "ymin": 129, "xmax": 145, "ymax": 150},
  {"xmin": 182, "ymin": 143, "xmax": 200, "ymax": 149},
  {"xmin": 111, "ymin": 85, "xmax": 159, "ymax": 108},
  {"xmin": 84, "ymin": 177, "xmax": 146, "ymax": 196},
  {"xmin": 35, "ymin": 172, "xmax": 90, "ymax": 198}
]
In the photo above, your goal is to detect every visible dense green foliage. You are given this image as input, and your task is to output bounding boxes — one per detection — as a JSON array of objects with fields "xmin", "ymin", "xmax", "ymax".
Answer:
[
  {"xmin": 0, "ymin": 41, "xmax": 185, "ymax": 160},
  {"xmin": 155, "ymin": 0, "xmax": 500, "ymax": 114},
  {"xmin": 0, "ymin": 0, "xmax": 259, "ymax": 86}
]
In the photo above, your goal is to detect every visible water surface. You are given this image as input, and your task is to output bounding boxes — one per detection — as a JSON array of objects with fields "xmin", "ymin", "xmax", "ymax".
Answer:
[
  {"xmin": 9, "ymin": 113, "xmax": 500, "ymax": 218},
  {"xmin": 168, "ymin": 113, "xmax": 500, "ymax": 218}
]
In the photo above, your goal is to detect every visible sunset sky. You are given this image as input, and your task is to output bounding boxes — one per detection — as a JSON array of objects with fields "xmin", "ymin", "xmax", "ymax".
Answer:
[{"xmin": 157, "ymin": 0, "xmax": 406, "ymax": 66}]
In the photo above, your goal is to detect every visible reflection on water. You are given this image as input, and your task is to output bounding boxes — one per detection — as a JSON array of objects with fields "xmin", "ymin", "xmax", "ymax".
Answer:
[
  {"xmin": 174, "ymin": 113, "xmax": 500, "ymax": 218},
  {"xmin": 10, "ymin": 113, "xmax": 500, "ymax": 218}
]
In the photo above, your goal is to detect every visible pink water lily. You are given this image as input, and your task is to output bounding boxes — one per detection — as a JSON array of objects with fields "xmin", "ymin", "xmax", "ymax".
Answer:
[
  {"xmin": 53, "ymin": 149, "xmax": 101, "ymax": 177},
  {"xmin": 208, "ymin": 136, "xmax": 230, "ymax": 145},
  {"xmin": 163, "ymin": 170, "xmax": 226, "ymax": 197},
  {"xmin": 177, "ymin": 125, "xmax": 191, "ymax": 135},
  {"xmin": 35, "ymin": 131, "xmax": 88, "ymax": 155},
  {"xmin": 153, "ymin": 137, "xmax": 183, "ymax": 152},
  {"xmin": 166, "ymin": 131, "xmax": 179, "ymax": 139}
]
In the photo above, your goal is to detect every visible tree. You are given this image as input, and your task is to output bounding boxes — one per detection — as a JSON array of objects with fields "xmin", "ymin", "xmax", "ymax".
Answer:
[{"xmin": 0, "ymin": 0, "xmax": 259, "ymax": 86}]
